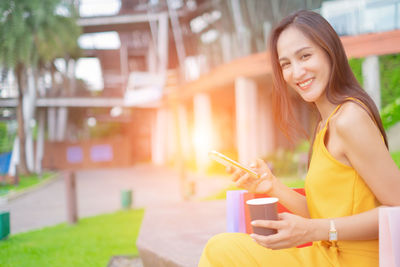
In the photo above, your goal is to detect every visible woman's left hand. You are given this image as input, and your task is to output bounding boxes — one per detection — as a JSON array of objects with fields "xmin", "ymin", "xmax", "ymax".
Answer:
[{"xmin": 250, "ymin": 212, "xmax": 314, "ymax": 249}]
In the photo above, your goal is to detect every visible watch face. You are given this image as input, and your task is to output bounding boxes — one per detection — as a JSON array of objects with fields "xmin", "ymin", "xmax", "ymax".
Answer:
[{"xmin": 329, "ymin": 231, "xmax": 338, "ymax": 241}]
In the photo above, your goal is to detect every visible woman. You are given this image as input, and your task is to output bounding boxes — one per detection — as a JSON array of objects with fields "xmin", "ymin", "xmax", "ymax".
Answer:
[{"xmin": 198, "ymin": 10, "xmax": 400, "ymax": 267}]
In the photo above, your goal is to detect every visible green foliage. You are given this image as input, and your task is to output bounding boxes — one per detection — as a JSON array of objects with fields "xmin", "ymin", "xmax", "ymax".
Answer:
[
  {"xmin": 0, "ymin": 122, "xmax": 16, "ymax": 153},
  {"xmin": 263, "ymin": 140, "xmax": 310, "ymax": 178},
  {"xmin": 379, "ymin": 54, "xmax": 400, "ymax": 129},
  {"xmin": 391, "ymin": 151, "xmax": 400, "ymax": 169},
  {"xmin": 380, "ymin": 97, "xmax": 400, "ymax": 130},
  {"xmin": 380, "ymin": 54, "xmax": 400, "ymax": 108},
  {"xmin": 348, "ymin": 55, "xmax": 400, "ymax": 130},
  {"xmin": 0, "ymin": 209, "xmax": 144, "ymax": 267},
  {"xmin": 0, "ymin": 0, "xmax": 81, "ymax": 68},
  {"xmin": 264, "ymin": 149, "xmax": 298, "ymax": 177},
  {"xmin": 348, "ymin": 58, "xmax": 364, "ymax": 85}
]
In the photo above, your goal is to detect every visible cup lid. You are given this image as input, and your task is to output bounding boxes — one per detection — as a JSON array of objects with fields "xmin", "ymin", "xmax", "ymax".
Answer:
[{"xmin": 246, "ymin": 197, "xmax": 279, "ymax": 205}]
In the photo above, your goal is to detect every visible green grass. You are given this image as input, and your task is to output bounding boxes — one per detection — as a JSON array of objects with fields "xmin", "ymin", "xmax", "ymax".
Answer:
[
  {"xmin": 0, "ymin": 172, "xmax": 56, "ymax": 196},
  {"xmin": 0, "ymin": 209, "xmax": 144, "ymax": 267}
]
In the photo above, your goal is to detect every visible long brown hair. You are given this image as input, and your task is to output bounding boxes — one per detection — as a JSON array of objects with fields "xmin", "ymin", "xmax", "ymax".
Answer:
[{"xmin": 269, "ymin": 10, "xmax": 388, "ymax": 150}]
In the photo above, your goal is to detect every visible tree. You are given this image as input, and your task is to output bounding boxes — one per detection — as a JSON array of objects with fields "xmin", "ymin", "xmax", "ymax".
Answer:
[{"xmin": 0, "ymin": 0, "xmax": 81, "ymax": 174}]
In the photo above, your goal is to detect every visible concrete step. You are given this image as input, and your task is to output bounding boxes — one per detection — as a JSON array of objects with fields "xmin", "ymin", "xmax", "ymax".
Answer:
[{"xmin": 136, "ymin": 200, "xmax": 226, "ymax": 267}]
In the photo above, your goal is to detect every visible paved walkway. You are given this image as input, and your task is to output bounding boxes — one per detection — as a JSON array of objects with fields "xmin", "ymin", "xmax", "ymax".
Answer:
[{"xmin": 0, "ymin": 164, "xmax": 231, "ymax": 234}]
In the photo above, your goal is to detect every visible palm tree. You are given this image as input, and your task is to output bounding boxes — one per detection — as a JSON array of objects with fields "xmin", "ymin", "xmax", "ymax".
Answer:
[{"xmin": 0, "ymin": 0, "xmax": 81, "ymax": 174}]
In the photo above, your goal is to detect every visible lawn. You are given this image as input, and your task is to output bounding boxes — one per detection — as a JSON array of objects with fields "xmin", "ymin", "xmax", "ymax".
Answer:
[
  {"xmin": 0, "ymin": 172, "xmax": 56, "ymax": 196},
  {"xmin": 0, "ymin": 209, "xmax": 144, "ymax": 267}
]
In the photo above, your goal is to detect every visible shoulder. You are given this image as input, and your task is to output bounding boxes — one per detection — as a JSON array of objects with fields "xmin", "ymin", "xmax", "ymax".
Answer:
[{"xmin": 330, "ymin": 101, "xmax": 378, "ymax": 143}]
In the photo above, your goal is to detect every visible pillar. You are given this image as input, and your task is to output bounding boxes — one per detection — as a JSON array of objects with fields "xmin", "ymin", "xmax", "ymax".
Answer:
[
  {"xmin": 151, "ymin": 108, "xmax": 168, "ymax": 165},
  {"xmin": 48, "ymin": 107, "xmax": 57, "ymax": 141},
  {"xmin": 258, "ymin": 87, "xmax": 275, "ymax": 157},
  {"xmin": 362, "ymin": 55, "xmax": 381, "ymax": 110},
  {"xmin": 235, "ymin": 77, "xmax": 258, "ymax": 165},
  {"xmin": 56, "ymin": 107, "xmax": 68, "ymax": 141},
  {"xmin": 193, "ymin": 93, "xmax": 213, "ymax": 172},
  {"xmin": 35, "ymin": 108, "xmax": 45, "ymax": 174}
]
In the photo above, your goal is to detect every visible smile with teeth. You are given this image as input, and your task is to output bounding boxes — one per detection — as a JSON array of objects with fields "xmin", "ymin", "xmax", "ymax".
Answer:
[{"xmin": 298, "ymin": 78, "xmax": 313, "ymax": 89}]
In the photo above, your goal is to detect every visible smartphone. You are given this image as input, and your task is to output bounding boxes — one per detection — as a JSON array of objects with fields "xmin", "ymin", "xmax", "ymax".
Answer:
[{"xmin": 208, "ymin": 150, "xmax": 260, "ymax": 178}]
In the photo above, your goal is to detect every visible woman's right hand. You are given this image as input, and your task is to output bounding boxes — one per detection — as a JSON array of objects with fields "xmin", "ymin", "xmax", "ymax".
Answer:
[{"xmin": 227, "ymin": 158, "xmax": 277, "ymax": 194}]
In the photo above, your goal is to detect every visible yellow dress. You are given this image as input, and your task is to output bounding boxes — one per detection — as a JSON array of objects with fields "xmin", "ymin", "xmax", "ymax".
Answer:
[{"xmin": 199, "ymin": 101, "xmax": 379, "ymax": 267}]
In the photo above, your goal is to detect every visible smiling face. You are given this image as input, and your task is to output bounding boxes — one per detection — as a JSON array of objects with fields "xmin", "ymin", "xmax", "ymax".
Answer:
[{"xmin": 277, "ymin": 26, "xmax": 331, "ymax": 103}]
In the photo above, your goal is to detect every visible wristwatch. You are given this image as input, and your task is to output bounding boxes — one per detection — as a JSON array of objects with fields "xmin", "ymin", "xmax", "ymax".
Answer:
[{"xmin": 329, "ymin": 220, "xmax": 338, "ymax": 245}]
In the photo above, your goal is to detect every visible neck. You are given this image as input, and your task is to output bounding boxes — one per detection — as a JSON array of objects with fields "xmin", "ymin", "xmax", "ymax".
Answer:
[{"xmin": 315, "ymin": 95, "xmax": 337, "ymax": 125}]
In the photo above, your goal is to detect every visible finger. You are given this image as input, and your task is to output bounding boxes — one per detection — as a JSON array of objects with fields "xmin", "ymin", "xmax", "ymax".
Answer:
[
  {"xmin": 278, "ymin": 212, "xmax": 294, "ymax": 220},
  {"xmin": 226, "ymin": 165, "xmax": 233, "ymax": 174},
  {"xmin": 256, "ymin": 158, "xmax": 266, "ymax": 168},
  {"xmin": 235, "ymin": 173, "xmax": 251, "ymax": 187},
  {"xmin": 249, "ymin": 161, "xmax": 257, "ymax": 169},
  {"xmin": 251, "ymin": 220, "xmax": 283, "ymax": 230},
  {"xmin": 250, "ymin": 232, "xmax": 287, "ymax": 250},
  {"xmin": 231, "ymin": 168, "xmax": 245, "ymax": 182},
  {"xmin": 249, "ymin": 233, "xmax": 275, "ymax": 248}
]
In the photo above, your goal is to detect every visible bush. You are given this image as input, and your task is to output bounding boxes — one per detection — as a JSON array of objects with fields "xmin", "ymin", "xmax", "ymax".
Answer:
[
  {"xmin": 391, "ymin": 151, "xmax": 400, "ymax": 169},
  {"xmin": 381, "ymin": 97, "xmax": 400, "ymax": 130},
  {"xmin": 263, "ymin": 140, "xmax": 310, "ymax": 178},
  {"xmin": 0, "ymin": 121, "xmax": 15, "ymax": 154},
  {"xmin": 380, "ymin": 54, "xmax": 400, "ymax": 108},
  {"xmin": 348, "ymin": 57, "xmax": 364, "ymax": 85}
]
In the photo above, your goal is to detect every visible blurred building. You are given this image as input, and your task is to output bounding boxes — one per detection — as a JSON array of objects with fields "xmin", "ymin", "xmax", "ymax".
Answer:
[{"xmin": 1, "ymin": 0, "xmax": 400, "ymax": 174}]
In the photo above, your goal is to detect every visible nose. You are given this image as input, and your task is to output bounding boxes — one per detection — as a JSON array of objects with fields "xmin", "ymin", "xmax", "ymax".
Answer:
[{"xmin": 292, "ymin": 62, "xmax": 306, "ymax": 80}]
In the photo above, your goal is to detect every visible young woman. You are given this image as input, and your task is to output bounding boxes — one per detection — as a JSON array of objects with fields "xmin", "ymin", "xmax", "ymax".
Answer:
[{"xmin": 198, "ymin": 10, "xmax": 400, "ymax": 267}]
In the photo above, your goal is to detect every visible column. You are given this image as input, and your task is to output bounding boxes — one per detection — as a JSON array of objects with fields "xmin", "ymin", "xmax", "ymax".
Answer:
[
  {"xmin": 258, "ymin": 87, "xmax": 275, "ymax": 157},
  {"xmin": 35, "ymin": 108, "xmax": 45, "ymax": 174},
  {"xmin": 48, "ymin": 107, "xmax": 57, "ymax": 141},
  {"xmin": 56, "ymin": 107, "xmax": 68, "ymax": 141},
  {"xmin": 178, "ymin": 104, "xmax": 190, "ymax": 161},
  {"xmin": 157, "ymin": 12, "xmax": 169, "ymax": 74},
  {"xmin": 235, "ymin": 77, "xmax": 258, "ymax": 165},
  {"xmin": 362, "ymin": 55, "xmax": 381, "ymax": 110},
  {"xmin": 151, "ymin": 108, "xmax": 168, "ymax": 165},
  {"xmin": 193, "ymin": 93, "xmax": 213, "ymax": 172}
]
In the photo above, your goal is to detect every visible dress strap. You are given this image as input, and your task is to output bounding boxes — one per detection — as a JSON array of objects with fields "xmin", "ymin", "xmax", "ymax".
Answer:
[
  {"xmin": 323, "ymin": 97, "xmax": 369, "ymax": 129},
  {"xmin": 323, "ymin": 104, "xmax": 342, "ymax": 129},
  {"xmin": 344, "ymin": 97, "xmax": 369, "ymax": 110}
]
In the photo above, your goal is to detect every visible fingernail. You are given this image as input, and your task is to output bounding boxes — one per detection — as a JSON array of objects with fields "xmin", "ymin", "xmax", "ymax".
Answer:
[{"xmin": 251, "ymin": 221, "xmax": 255, "ymax": 226}]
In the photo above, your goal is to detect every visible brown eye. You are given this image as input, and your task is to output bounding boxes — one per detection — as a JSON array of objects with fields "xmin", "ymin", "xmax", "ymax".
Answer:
[{"xmin": 301, "ymin": 53, "xmax": 311, "ymax": 60}]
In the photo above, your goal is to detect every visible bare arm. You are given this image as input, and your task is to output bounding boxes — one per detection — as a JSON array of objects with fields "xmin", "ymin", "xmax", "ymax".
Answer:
[
  {"xmin": 311, "ymin": 207, "xmax": 379, "ymax": 241},
  {"xmin": 251, "ymin": 206, "xmax": 380, "ymax": 249},
  {"xmin": 312, "ymin": 103, "xmax": 400, "ymax": 241},
  {"xmin": 251, "ymin": 103, "xmax": 400, "ymax": 249},
  {"xmin": 334, "ymin": 103, "xmax": 400, "ymax": 206},
  {"xmin": 230, "ymin": 159, "xmax": 310, "ymax": 218},
  {"xmin": 268, "ymin": 178, "xmax": 310, "ymax": 218}
]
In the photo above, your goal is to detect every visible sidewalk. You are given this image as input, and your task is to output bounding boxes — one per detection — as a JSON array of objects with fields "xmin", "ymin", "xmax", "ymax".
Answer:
[{"xmin": 0, "ymin": 164, "xmax": 231, "ymax": 234}]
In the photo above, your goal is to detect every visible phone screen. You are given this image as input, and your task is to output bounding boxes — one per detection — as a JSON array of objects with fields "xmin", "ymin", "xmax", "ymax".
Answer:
[{"xmin": 209, "ymin": 150, "xmax": 260, "ymax": 178}]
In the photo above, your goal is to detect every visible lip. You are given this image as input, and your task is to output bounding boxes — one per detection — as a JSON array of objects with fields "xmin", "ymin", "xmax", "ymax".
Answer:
[{"xmin": 297, "ymin": 78, "xmax": 314, "ymax": 90}]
